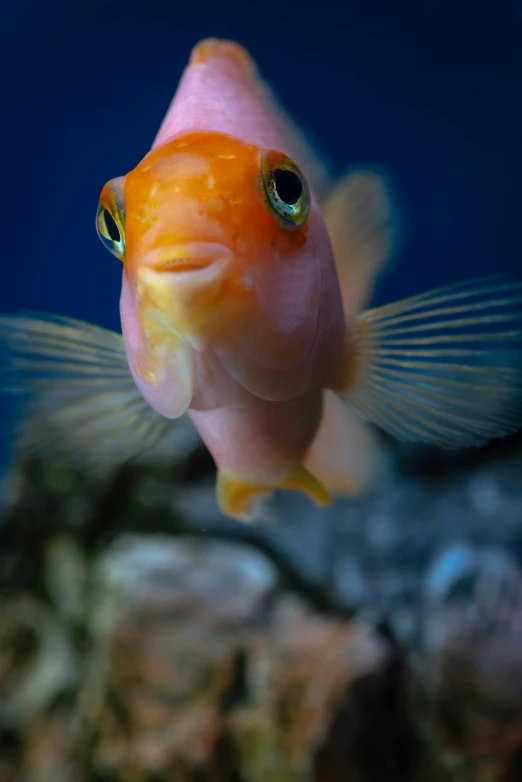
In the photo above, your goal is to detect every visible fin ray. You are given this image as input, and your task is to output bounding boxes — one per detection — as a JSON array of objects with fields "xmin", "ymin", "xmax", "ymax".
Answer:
[
  {"xmin": 363, "ymin": 277, "xmax": 521, "ymax": 323},
  {"xmin": 0, "ymin": 312, "xmax": 197, "ymax": 469},
  {"xmin": 336, "ymin": 278, "xmax": 522, "ymax": 449}
]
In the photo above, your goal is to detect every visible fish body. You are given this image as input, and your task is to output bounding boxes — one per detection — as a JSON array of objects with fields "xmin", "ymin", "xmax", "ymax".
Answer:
[
  {"xmin": 115, "ymin": 47, "xmax": 345, "ymax": 513},
  {"xmin": 1, "ymin": 39, "xmax": 522, "ymax": 521}
]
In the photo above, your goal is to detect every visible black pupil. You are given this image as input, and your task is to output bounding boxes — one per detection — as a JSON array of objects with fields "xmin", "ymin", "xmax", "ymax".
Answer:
[
  {"xmin": 104, "ymin": 210, "xmax": 120, "ymax": 242},
  {"xmin": 273, "ymin": 168, "xmax": 303, "ymax": 206}
]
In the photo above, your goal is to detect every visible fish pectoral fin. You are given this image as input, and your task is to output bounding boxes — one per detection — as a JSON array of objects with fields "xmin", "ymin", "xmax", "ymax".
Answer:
[
  {"xmin": 323, "ymin": 168, "xmax": 399, "ymax": 315},
  {"xmin": 217, "ymin": 464, "xmax": 331, "ymax": 522},
  {"xmin": 0, "ymin": 312, "xmax": 198, "ymax": 470},
  {"xmin": 333, "ymin": 277, "xmax": 522, "ymax": 449},
  {"xmin": 304, "ymin": 390, "xmax": 390, "ymax": 496}
]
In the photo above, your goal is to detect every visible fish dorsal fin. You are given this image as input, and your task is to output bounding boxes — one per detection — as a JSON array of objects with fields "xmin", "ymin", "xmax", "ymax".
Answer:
[
  {"xmin": 322, "ymin": 169, "xmax": 399, "ymax": 316},
  {"xmin": 0, "ymin": 313, "xmax": 198, "ymax": 471}
]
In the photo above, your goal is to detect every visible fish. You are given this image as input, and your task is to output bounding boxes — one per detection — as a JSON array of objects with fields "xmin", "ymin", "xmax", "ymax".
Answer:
[{"xmin": 1, "ymin": 38, "xmax": 522, "ymax": 521}]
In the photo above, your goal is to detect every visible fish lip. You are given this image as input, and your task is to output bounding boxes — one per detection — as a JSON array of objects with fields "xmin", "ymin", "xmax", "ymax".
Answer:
[{"xmin": 142, "ymin": 242, "xmax": 234, "ymax": 272}]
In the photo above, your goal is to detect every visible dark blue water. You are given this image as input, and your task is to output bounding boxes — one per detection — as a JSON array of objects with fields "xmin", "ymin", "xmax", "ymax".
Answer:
[{"xmin": 1, "ymin": 0, "xmax": 521, "ymax": 330}]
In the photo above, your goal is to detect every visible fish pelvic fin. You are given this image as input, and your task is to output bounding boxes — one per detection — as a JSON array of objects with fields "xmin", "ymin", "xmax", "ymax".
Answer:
[
  {"xmin": 304, "ymin": 390, "xmax": 390, "ymax": 496},
  {"xmin": 279, "ymin": 463, "xmax": 332, "ymax": 507},
  {"xmin": 216, "ymin": 470, "xmax": 274, "ymax": 522},
  {"xmin": 217, "ymin": 464, "xmax": 331, "ymax": 522},
  {"xmin": 323, "ymin": 168, "xmax": 399, "ymax": 316},
  {"xmin": 332, "ymin": 276, "xmax": 522, "ymax": 449},
  {"xmin": 0, "ymin": 312, "xmax": 196, "ymax": 470}
]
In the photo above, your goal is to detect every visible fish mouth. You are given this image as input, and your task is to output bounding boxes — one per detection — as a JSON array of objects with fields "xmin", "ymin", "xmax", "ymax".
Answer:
[
  {"xmin": 136, "ymin": 246, "xmax": 241, "ymax": 352},
  {"xmin": 142, "ymin": 242, "xmax": 234, "ymax": 273}
]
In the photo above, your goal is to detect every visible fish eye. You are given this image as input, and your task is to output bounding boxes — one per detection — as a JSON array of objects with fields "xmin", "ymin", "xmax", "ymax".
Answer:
[
  {"xmin": 261, "ymin": 151, "xmax": 311, "ymax": 228},
  {"xmin": 101, "ymin": 209, "xmax": 120, "ymax": 242},
  {"xmin": 96, "ymin": 178, "xmax": 126, "ymax": 261}
]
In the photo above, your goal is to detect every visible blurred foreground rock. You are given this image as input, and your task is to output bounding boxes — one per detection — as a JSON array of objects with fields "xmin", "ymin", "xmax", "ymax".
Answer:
[
  {"xmin": 1, "ymin": 536, "xmax": 420, "ymax": 782},
  {"xmin": 420, "ymin": 545, "xmax": 522, "ymax": 779},
  {"xmin": 94, "ymin": 538, "xmax": 413, "ymax": 781}
]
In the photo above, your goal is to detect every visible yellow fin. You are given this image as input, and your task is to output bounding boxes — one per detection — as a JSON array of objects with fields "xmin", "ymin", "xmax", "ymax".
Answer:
[
  {"xmin": 278, "ymin": 463, "xmax": 332, "ymax": 507},
  {"xmin": 304, "ymin": 390, "xmax": 389, "ymax": 496},
  {"xmin": 0, "ymin": 312, "xmax": 196, "ymax": 469},
  {"xmin": 323, "ymin": 169, "xmax": 398, "ymax": 315},
  {"xmin": 216, "ymin": 469, "xmax": 273, "ymax": 522},
  {"xmin": 334, "ymin": 277, "xmax": 522, "ymax": 448},
  {"xmin": 217, "ymin": 464, "xmax": 331, "ymax": 522}
]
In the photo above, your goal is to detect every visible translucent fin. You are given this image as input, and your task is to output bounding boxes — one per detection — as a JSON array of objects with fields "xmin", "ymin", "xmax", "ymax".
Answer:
[
  {"xmin": 322, "ymin": 169, "xmax": 399, "ymax": 315},
  {"xmin": 335, "ymin": 278, "xmax": 522, "ymax": 448},
  {"xmin": 0, "ymin": 312, "xmax": 192, "ymax": 470},
  {"xmin": 304, "ymin": 390, "xmax": 390, "ymax": 495}
]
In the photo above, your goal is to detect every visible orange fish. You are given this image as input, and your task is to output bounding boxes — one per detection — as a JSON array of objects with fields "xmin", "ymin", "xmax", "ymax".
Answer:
[{"xmin": 1, "ymin": 39, "xmax": 522, "ymax": 521}]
